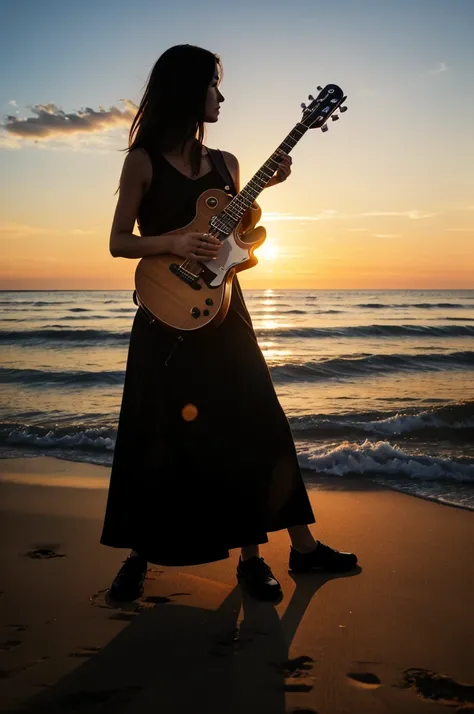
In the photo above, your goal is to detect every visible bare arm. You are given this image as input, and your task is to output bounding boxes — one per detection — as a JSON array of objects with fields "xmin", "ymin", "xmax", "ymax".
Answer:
[{"xmin": 109, "ymin": 149, "xmax": 172, "ymax": 258}]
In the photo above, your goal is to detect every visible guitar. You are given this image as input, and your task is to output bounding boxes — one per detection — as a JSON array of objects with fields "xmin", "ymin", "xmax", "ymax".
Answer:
[{"xmin": 134, "ymin": 84, "xmax": 347, "ymax": 331}]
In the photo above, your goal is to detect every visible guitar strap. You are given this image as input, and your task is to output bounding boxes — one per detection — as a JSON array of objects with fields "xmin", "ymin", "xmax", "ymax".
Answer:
[{"xmin": 207, "ymin": 148, "xmax": 236, "ymax": 195}]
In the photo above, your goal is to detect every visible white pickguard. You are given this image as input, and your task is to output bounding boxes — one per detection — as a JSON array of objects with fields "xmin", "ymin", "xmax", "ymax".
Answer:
[{"xmin": 203, "ymin": 230, "xmax": 252, "ymax": 287}]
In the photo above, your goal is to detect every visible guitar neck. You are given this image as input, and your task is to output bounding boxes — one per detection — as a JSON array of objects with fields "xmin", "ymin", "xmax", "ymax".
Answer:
[{"xmin": 212, "ymin": 122, "xmax": 309, "ymax": 232}]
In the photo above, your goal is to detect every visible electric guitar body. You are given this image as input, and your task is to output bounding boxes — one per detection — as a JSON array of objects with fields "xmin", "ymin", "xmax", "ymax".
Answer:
[{"xmin": 135, "ymin": 193, "xmax": 265, "ymax": 331}]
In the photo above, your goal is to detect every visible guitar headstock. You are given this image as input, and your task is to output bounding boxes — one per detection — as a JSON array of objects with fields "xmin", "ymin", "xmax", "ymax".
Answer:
[{"xmin": 300, "ymin": 84, "xmax": 347, "ymax": 132}]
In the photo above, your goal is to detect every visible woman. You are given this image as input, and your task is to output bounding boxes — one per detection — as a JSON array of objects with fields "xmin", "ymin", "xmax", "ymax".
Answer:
[{"xmin": 100, "ymin": 44, "xmax": 357, "ymax": 602}]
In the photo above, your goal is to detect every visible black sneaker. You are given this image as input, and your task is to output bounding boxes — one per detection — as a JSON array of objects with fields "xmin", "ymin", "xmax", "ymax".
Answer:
[
  {"xmin": 109, "ymin": 553, "xmax": 148, "ymax": 600},
  {"xmin": 289, "ymin": 541, "xmax": 358, "ymax": 574},
  {"xmin": 236, "ymin": 556, "xmax": 282, "ymax": 601}
]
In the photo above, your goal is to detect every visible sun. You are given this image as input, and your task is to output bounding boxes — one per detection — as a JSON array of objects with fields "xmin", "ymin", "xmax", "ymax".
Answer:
[{"xmin": 254, "ymin": 241, "xmax": 280, "ymax": 261}]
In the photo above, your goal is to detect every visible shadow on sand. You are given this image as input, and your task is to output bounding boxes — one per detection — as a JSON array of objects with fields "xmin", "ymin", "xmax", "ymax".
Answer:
[{"xmin": 18, "ymin": 566, "xmax": 361, "ymax": 714}]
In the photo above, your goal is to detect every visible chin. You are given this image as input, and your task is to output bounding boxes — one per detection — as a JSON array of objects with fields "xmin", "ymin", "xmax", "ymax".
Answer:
[{"xmin": 205, "ymin": 110, "xmax": 220, "ymax": 123}]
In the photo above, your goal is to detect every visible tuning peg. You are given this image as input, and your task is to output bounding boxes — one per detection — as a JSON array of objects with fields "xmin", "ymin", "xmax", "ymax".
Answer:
[
  {"xmin": 317, "ymin": 85, "xmax": 323, "ymax": 90},
  {"xmin": 331, "ymin": 114, "xmax": 339, "ymax": 121},
  {"xmin": 339, "ymin": 105, "xmax": 348, "ymax": 113},
  {"xmin": 321, "ymin": 124, "xmax": 329, "ymax": 133},
  {"xmin": 308, "ymin": 94, "xmax": 314, "ymax": 101},
  {"xmin": 301, "ymin": 102, "xmax": 307, "ymax": 110}
]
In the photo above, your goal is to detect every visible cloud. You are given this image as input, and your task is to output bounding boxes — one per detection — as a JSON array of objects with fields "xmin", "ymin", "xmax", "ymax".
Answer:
[
  {"xmin": 358, "ymin": 210, "xmax": 436, "ymax": 220},
  {"xmin": 372, "ymin": 233, "xmax": 402, "ymax": 238},
  {"xmin": 262, "ymin": 210, "xmax": 338, "ymax": 222},
  {"xmin": 427, "ymin": 62, "xmax": 448, "ymax": 75},
  {"xmin": 2, "ymin": 99, "xmax": 137, "ymax": 141}
]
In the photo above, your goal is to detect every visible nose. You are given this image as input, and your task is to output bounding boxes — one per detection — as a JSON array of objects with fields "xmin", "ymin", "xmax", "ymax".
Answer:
[{"xmin": 217, "ymin": 89, "xmax": 225, "ymax": 103}]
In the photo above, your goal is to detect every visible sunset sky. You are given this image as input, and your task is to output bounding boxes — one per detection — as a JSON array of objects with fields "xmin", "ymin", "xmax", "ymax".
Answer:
[{"xmin": 1, "ymin": 0, "xmax": 473, "ymax": 290}]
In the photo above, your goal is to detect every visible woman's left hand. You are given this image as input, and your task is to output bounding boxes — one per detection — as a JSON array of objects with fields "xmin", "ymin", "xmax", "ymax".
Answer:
[{"xmin": 266, "ymin": 150, "xmax": 292, "ymax": 188}]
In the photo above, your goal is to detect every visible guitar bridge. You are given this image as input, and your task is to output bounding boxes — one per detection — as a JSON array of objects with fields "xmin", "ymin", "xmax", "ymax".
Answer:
[{"xmin": 169, "ymin": 263, "xmax": 202, "ymax": 290}]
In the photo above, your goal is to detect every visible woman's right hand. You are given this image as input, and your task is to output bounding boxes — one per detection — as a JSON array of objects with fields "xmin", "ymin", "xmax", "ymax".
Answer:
[{"xmin": 170, "ymin": 232, "xmax": 222, "ymax": 260}]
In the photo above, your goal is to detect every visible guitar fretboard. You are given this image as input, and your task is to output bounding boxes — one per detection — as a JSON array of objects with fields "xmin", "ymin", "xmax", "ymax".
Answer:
[{"xmin": 211, "ymin": 122, "xmax": 309, "ymax": 234}]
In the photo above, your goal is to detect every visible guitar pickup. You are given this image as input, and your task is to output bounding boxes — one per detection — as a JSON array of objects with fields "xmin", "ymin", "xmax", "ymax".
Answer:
[{"xmin": 169, "ymin": 263, "xmax": 202, "ymax": 290}]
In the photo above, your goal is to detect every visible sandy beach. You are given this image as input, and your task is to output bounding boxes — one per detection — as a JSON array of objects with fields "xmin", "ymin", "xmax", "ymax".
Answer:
[{"xmin": 0, "ymin": 456, "xmax": 473, "ymax": 713}]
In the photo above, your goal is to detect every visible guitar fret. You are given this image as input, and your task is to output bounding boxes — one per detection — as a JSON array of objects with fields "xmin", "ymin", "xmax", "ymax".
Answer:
[
  {"xmin": 215, "ymin": 117, "xmax": 311, "ymax": 230},
  {"xmin": 226, "ymin": 206, "xmax": 241, "ymax": 220}
]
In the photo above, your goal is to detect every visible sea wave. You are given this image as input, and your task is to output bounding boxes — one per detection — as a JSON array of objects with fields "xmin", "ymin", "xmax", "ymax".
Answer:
[
  {"xmin": 0, "ymin": 367, "xmax": 124, "ymax": 386},
  {"xmin": 298, "ymin": 439, "xmax": 474, "ymax": 484},
  {"xmin": 271, "ymin": 351, "xmax": 474, "ymax": 382},
  {"xmin": 257, "ymin": 324, "xmax": 474, "ymax": 338},
  {"xmin": 0, "ymin": 300, "xmax": 76, "ymax": 306},
  {"xmin": 2, "ymin": 351, "xmax": 474, "ymax": 387},
  {"xmin": 290, "ymin": 400, "xmax": 474, "ymax": 438},
  {"xmin": 0, "ymin": 422, "xmax": 115, "ymax": 452},
  {"xmin": 0, "ymin": 328, "xmax": 130, "ymax": 345},
  {"xmin": 2, "ymin": 323, "xmax": 474, "ymax": 345}
]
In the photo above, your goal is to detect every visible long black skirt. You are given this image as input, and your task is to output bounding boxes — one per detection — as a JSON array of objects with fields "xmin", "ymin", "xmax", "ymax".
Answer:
[{"xmin": 100, "ymin": 286, "xmax": 316, "ymax": 566}]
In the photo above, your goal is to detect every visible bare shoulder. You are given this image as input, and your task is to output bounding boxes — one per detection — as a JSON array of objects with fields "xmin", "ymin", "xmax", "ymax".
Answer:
[
  {"xmin": 221, "ymin": 150, "xmax": 239, "ymax": 171},
  {"xmin": 121, "ymin": 147, "xmax": 152, "ymax": 191}
]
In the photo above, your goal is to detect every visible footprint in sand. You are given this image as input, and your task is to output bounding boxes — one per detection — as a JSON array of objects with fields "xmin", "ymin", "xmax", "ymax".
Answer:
[
  {"xmin": 347, "ymin": 671, "xmax": 382, "ymax": 689},
  {"xmin": 0, "ymin": 640, "xmax": 22, "ymax": 651},
  {"xmin": 26, "ymin": 545, "xmax": 66, "ymax": 559},
  {"xmin": 273, "ymin": 655, "xmax": 315, "ymax": 678},
  {"xmin": 7, "ymin": 624, "xmax": 28, "ymax": 632},
  {"xmin": 399, "ymin": 667, "xmax": 474, "ymax": 706},
  {"xmin": 272, "ymin": 655, "xmax": 315, "ymax": 693},
  {"xmin": 69, "ymin": 646, "xmax": 101, "ymax": 658},
  {"xmin": 20, "ymin": 657, "xmax": 49, "ymax": 673}
]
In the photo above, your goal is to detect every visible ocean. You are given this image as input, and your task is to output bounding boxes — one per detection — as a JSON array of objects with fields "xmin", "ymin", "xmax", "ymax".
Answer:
[{"xmin": 1, "ymin": 288, "xmax": 473, "ymax": 510}]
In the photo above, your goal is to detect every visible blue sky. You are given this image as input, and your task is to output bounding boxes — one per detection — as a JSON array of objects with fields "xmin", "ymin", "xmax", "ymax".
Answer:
[{"xmin": 1, "ymin": 0, "xmax": 473, "ymax": 289}]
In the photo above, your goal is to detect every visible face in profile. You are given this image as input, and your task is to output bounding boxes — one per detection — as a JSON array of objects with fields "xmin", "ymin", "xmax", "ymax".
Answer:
[{"xmin": 204, "ymin": 65, "xmax": 224, "ymax": 123}]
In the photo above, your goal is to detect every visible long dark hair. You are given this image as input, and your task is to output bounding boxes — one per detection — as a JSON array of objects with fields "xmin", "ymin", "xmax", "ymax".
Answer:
[{"xmin": 127, "ymin": 44, "xmax": 221, "ymax": 176}]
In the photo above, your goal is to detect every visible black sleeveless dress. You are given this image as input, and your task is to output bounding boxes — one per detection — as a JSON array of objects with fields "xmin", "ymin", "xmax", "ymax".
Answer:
[{"xmin": 100, "ymin": 146, "xmax": 316, "ymax": 566}]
